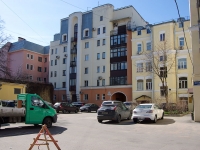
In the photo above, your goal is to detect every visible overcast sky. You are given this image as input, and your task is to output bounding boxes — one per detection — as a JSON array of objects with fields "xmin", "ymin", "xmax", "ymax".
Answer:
[{"xmin": 0, "ymin": 0, "xmax": 189, "ymax": 46}]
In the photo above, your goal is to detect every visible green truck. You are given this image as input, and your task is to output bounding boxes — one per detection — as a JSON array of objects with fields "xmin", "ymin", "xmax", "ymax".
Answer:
[{"xmin": 0, "ymin": 93, "xmax": 57, "ymax": 128}]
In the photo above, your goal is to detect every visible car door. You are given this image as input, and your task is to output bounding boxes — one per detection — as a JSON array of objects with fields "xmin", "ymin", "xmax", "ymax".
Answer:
[
  {"xmin": 121, "ymin": 103, "xmax": 130, "ymax": 119},
  {"xmin": 154, "ymin": 105, "xmax": 160, "ymax": 118}
]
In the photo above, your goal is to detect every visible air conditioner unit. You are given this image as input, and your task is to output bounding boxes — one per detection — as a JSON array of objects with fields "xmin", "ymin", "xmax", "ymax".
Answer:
[
  {"xmin": 92, "ymin": 28, "xmax": 96, "ymax": 31},
  {"xmin": 98, "ymin": 76, "xmax": 103, "ymax": 80},
  {"xmin": 64, "ymin": 54, "xmax": 68, "ymax": 57},
  {"xmin": 56, "ymin": 56, "xmax": 60, "ymax": 59}
]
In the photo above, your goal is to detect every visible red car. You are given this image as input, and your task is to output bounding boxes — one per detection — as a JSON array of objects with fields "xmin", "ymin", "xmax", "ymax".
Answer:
[{"xmin": 53, "ymin": 102, "xmax": 79, "ymax": 113}]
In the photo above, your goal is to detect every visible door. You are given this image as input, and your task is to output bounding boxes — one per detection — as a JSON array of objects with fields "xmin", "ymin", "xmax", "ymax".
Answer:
[{"xmin": 28, "ymin": 96, "xmax": 46, "ymax": 124}]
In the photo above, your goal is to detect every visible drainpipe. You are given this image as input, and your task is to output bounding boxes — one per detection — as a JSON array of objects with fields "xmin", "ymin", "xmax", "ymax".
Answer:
[
  {"xmin": 174, "ymin": 21, "xmax": 178, "ymax": 103},
  {"xmin": 151, "ymin": 26, "xmax": 154, "ymax": 103}
]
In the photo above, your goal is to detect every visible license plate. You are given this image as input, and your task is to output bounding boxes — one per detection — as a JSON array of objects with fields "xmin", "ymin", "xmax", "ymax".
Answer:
[{"xmin": 102, "ymin": 112, "xmax": 108, "ymax": 114}]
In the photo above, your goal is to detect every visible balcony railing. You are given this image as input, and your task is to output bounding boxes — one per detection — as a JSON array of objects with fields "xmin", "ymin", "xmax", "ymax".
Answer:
[
  {"xmin": 71, "ymin": 49, "xmax": 77, "ymax": 54},
  {"xmin": 69, "ymin": 85, "xmax": 76, "ymax": 91},
  {"xmin": 70, "ymin": 61, "xmax": 76, "ymax": 67},
  {"xmin": 71, "ymin": 37, "xmax": 77, "ymax": 42},
  {"xmin": 110, "ymin": 30, "xmax": 118, "ymax": 36}
]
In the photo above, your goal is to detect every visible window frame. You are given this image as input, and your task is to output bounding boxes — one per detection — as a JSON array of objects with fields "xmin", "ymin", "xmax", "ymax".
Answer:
[
  {"xmin": 137, "ymin": 80, "xmax": 143, "ymax": 91},
  {"xmin": 179, "ymin": 77, "xmax": 187, "ymax": 89},
  {"xmin": 178, "ymin": 58, "xmax": 187, "ymax": 69},
  {"xmin": 137, "ymin": 63, "xmax": 143, "ymax": 72}
]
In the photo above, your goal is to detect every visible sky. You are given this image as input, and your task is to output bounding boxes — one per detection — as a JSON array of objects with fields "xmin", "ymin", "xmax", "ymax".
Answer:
[{"xmin": 0, "ymin": 0, "xmax": 190, "ymax": 46}]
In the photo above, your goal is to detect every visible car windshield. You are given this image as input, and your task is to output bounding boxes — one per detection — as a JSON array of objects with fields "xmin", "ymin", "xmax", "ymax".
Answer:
[
  {"xmin": 136, "ymin": 105, "xmax": 152, "ymax": 109},
  {"xmin": 84, "ymin": 104, "xmax": 91, "ymax": 106}
]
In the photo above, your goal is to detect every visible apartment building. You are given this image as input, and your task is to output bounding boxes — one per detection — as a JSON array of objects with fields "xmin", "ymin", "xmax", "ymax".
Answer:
[
  {"xmin": 189, "ymin": 0, "xmax": 200, "ymax": 121},
  {"xmin": 49, "ymin": 4, "xmax": 146, "ymax": 104},
  {"xmin": 2, "ymin": 37, "xmax": 49, "ymax": 82},
  {"xmin": 130, "ymin": 17, "xmax": 193, "ymax": 111}
]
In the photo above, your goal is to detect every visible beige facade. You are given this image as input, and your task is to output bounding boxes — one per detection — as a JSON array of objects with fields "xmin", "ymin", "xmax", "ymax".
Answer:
[
  {"xmin": 131, "ymin": 19, "xmax": 193, "ymax": 110},
  {"xmin": 189, "ymin": 0, "xmax": 200, "ymax": 121}
]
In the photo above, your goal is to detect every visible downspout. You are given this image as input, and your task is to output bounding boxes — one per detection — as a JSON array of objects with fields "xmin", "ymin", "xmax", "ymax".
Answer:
[
  {"xmin": 174, "ymin": 21, "xmax": 178, "ymax": 103},
  {"xmin": 151, "ymin": 26, "xmax": 154, "ymax": 103}
]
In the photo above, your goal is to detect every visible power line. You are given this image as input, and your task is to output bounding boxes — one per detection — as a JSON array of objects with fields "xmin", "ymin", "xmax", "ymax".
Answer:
[
  {"xmin": 0, "ymin": 0, "xmax": 48, "ymax": 44},
  {"xmin": 174, "ymin": 0, "xmax": 193, "ymax": 67}
]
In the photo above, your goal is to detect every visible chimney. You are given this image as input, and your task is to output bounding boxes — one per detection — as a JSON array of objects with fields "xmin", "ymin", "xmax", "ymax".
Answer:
[{"xmin": 18, "ymin": 37, "xmax": 26, "ymax": 41}]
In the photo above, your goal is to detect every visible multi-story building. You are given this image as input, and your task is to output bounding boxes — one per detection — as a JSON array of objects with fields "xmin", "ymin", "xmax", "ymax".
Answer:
[
  {"xmin": 49, "ymin": 4, "xmax": 146, "ymax": 104},
  {"xmin": 2, "ymin": 37, "xmax": 49, "ymax": 82},
  {"xmin": 130, "ymin": 17, "xmax": 193, "ymax": 110},
  {"xmin": 189, "ymin": 0, "xmax": 200, "ymax": 121}
]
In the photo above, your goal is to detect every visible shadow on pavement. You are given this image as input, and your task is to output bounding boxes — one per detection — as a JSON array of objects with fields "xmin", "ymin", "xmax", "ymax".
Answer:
[
  {"xmin": 0, "ymin": 125, "xmax": 67, "ymax": 137},
  {"xmin": 139, "ymin": 118, "xmax": 175, "ymax": 125},
  {"xmin": 102, "ymin": 120, "xmax": 135, "ymax": 125}
]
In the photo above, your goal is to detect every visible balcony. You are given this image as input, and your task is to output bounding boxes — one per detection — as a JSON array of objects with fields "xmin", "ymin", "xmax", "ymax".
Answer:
[
  {"xmin": 70, "ymin": 73, "xmax": 76, "ymax": 79},
  {"xmin": 71, "ymin": 49, "xmax": 77, "ymax": 54},
  {"xmin": 71, "ymin": 37, "xmax": 77, "ymax": 42},
  {"xmin": 70, "ymin": 61, "xmax": 76, "ymax": 67},
  {"xmin": 110, "ymin": 30, "xmax": 118, "ymax": 36},
  {"xmin": 69, "ymin": 85, "xmax": 76, "ymax": 91}
]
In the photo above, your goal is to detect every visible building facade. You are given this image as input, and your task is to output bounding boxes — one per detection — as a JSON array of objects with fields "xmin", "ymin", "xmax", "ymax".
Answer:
[
  {"xmin": 49, "ymin": 4, "xmax": 146, "ymax": 104},
  {"xmin": 131, "ymin": 18, "xmax": 193, "ymax": 111},
  {"xmin": 189, "ymin": 0, "xmax": 200, "ymax": 121},
  {"xmin": 3, "ymin": 37, "xmax": 49, "ymax": 83}
]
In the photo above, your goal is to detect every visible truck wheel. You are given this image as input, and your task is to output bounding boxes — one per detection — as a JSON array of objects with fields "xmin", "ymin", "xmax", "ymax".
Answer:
[
  {"xmin": 75, "ymin": 109, "xmax": 78, "ymax": 113},
  {"xmin": 43, "ymin": 117, "xmax": 52, "ymax": 128},
  {"xmin": 98, "ymin": 119, "xmax": 102, "ymax": 123}
]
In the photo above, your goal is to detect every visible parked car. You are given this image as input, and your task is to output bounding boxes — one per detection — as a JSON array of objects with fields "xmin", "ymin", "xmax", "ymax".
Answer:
[
  {"xmin": 53, "ymin": 102, "xmax": 79, "ymax": 113},
  {"xmin": 44, "ymin": 101, "xmax": 54, "ymax": 109},
  {"xmin": 0, "ymin": 100, "xmax": 16, "ymax": 107},
  {"xmin": 97, "ymin": 101, "xmax": 132, "ymax": 123},
  {"xmin": 71, "ymin": 102, "xmax": 86, "ymax": 108},
  {"xmin": 80, "ymin": 103, "xmax": 99, "ymax": 112},
  {"xmin": 123, "ymin": 101, "xmax": 137, "ymax": 110},
  {"xmin": 132, "ymin": 103, "xmax": 164, "ymax": 123}
]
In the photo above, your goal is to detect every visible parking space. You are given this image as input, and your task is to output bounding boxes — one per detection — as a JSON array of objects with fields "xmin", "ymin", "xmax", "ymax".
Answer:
[{"xmin": 0, "ymin": 113, "xmax": 200, "ymax": 150}]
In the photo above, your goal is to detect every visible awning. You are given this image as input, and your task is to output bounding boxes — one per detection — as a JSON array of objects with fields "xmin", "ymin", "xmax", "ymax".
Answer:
[{"xmin": 135, "ymin": 95, "xmax": 151, "ymax": 102}]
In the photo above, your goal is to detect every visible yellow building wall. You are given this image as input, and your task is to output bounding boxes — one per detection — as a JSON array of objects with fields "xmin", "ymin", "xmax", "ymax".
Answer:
[{"xmin": 0, "ymin": 82, "xmax": 26, "ymax": 100}]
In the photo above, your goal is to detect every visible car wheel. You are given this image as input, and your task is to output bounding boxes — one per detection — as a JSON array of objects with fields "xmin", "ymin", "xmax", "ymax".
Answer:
[
  {"xmin": 153, "ymin": 115, "xmax": 157, "ymax": 123},
  {"xmin": 161, "ymin": 113, "xmax": 164, "ymax": 120},
  {"xmin": 133, "ymin": 118, "xmax": 138, "ymax": 123},
  {"xmin": 75, "ymin": 109, "xmax": 78, "ymax": 113},
  {"xmin": 62, "ymin": 110, "xmax": 67, "ymax": 114},
  {"xmin": 116, "ymin": 115, "xmax": 121, "ymax": 123},
  {"xmin": 68, "ymin": 111, "xmax": 71, "ymax": 113},
  {"xmin": 87, "ymin": 109, "xmax": 91, "ymax": 112},
  {"xmin": 127, "ymin": 113, "xmax": 132, "ymax": 120},
  {"xmin": 56, "ymin": 110, "xmax": 59, "ymax": 113},
  {"xmin": 98, "ymin": 119, "xmax": 102, "ymax": 123},
  {"xmin": 43, "ymin": 117, "xmax": 52, "ymax": 128}
]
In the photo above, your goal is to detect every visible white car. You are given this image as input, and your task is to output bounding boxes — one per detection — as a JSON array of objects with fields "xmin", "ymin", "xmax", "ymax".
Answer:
[{"xmin": 132, "ymin": 103, "xmax": 164, "ymax": 123}]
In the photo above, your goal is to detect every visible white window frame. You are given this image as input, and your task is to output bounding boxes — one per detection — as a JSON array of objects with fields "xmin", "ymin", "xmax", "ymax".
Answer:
[
  {"xmin": 97, "ymin": 66, "xmax": 100, "ymax": 73},
  {"xmin": 63, "ymin": 58, "xmax": 66, "ymax": 64},
  {"xmin": 146, "ymin": 42, "xmax": 151, "ymax": 50},
  {"xmin": 102, "ymin": 94, "xmax": 105, "ymax": 100},
  {"xmin": 103, "ymin": 27, "xmax": 106, "ymax": 34},
  {"xmin": 146, "ymin": 62, "xmax": 152, "ymax": 72},
  {"xmin": 62, "ymin": 34, "xmax": 67, "ymax": 42},
  {"xmin": 96, "ymin": 94, "xmax": 100, "ymax": 100},
  {"xmin": 137, "ymin": 63, "xmax": 143, "ymax": 72},
  {"xmin": 137, "ymin": 30, "xmax": 141, "ymax": 35},
  {"xmin": 63, "ymin": 70, "xmax": 66, "ymax": 76},
  {"xmin": 97, "ymin": 53, "xmax": 100, "ymax": 60},
  {"xmin": 55, "ymin": 48, "xmax": 57, "ymax": 54},
  {"xmin": 63, "ymin": 46, "xmax": 67, "ymax": 52},
  {"xmin": 179, "ymin": 77, "xmax": 187, "ymax": 89},
  {"xmin": 85, "ymin": 54, "xmax": 89, "ymax": 61},
  {"xmin": 179, "ymin": 37, "xmax": 184, "ymax": 46},
  {"xmin": 84, "ymin": 94, "xmax": 88, "ymax": 100},
  {"xmin": 84, "ymin": 80, "xmax": 88, "ymax": 87},
  {"xmin": 102, "ymin": 79, "xmax": 105, "ymax": 86},
  {"xmin": 137, "ymin": 44, "xmax": 142, "ymax": 53},
  {"xmin": 146, "ymin": 79, "xmax": 152, "ymax": 90},
  {"xmin": 97, "ymin": 40, "xmax": 100, "ymax": 46},
  {"xmin": 30, "ymin": 55, "xmax": 34, "ymax": 60},
  {"xmin": 102, "ymin": 66, "xmax": 105, "ymax": 73},
  {"xmin": 103, "ymin": 39, "xmax": 106, "ymax": 45},
  {"xmin": 83, "ymin": 28, "xmax": 89, "ymax": 37},
  {"xmin": 137, "ymin": 80, "xmax": 143, "ymax": 91},
  {"xmin": 51, "ymin": 49, "xmax": 54, "ymax": 55},
  {"xmin": 102, "ymin": 52, "xmax": 105, "ymax": 59},
  {"xmin": 85, "ymin": 42, "xmax": 89, "ymax": 48},
  {"xmin": 160, "ymin": 33, "xmax": 165, "ymax": 41},
  {"xmin": 160, "ymin": 55, "xmax": 167, "ymax": 61},
  {"xmin": 27, "ymin": 53, "xmax": 30, "ymax": 59},
  {"xmin": 62, "ymin": 94, "xmax": 66, "ymax": 101},
  {"xmin": 26, "ymin": 64, "xmax": 29, "ymax": 70},
  {"xmin": 100, "ymin": 16, "xmax": 103, "ymax": 21},
  {"xmin": 85, "ymin": 68, "xmax": 88, "ymax": 74},
  {"xmin": 178, "ymin": 58, "xmax": 187, "ymax": 69}
]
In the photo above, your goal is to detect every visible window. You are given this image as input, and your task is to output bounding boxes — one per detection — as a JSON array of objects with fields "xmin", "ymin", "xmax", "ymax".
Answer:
[
  {"xmin": 110, "ymin": 76, "xmax": 127, "ymax": 85},
  {"xmin": 97, "ymin": 28, "xmax": 100, "ymax": 35},
  {"xmin": 111, "ymin": 63, "xmax": 117, "ymax": 70},
  {"xmin": 70, "ymin": 67, "xmax": 76, "ymax": 73},
  {"xmin": 85, "ymin": 54, "xmax": 89, "ymax": 61},
  {"xmin": 30, "ymin": 65, "xmax": 33, "ymax": 70},
  {"xmin": 110, "ymin": 47, "xmax": 127, "ymax": 58},
  {"xmin": 137, "ymin": 44, "xmax": 142, "ymax": 54},
  {"xmin": 31, "ymin": 55, "xmax": 34, "ymax": 59},
  {"xmin": 137, "ymin": 80, "xmax": 143, "ymax": 91},
  {"xmin": 137, "ymin": 30, "xmax": 141, "ymax": 35},
  {"xmin": 55, "ymin": 48, "xmax": 57, "ymax": 54},
  {"xmin": 85, "ymin": 30, "xmax": 89, "ymax": 37},
  {"xmin": 97, "ymin": 53, "xmax": 100, "ymax": 60},
  {"xmin": 137, "ymin": 63, "xmax": 143, "ymax": 72},
  {"xmin": 45, "ymin": 58, "xmax": 47, "ymax": 62},
  {"xmin": 103, "ymin": 39, "xmax": 106, "ymax": 45},
  {"xmin": 147, "ymin": 29, "xmax": 151, "ymax": 34},
  {"xmin": 84, "ymin": 94, "xmax": 88, "ymax": 100},
  {"xmin": 44, "ymin": 67, "xmax": 47, "ymax": 72},
  {"xmin": 14, "ymin": 88, "xmax": 21, "ymax": 94},
  {"xmin": 85, "ymin": 68, "xmax": 88, "ymax": 74},
  {"xmin": 38, "ymin": 57, "xmax": 42, "ymax": 62},
  {"xmin": 54, "ymin": 71, "xmax": 57, "ymax": 77},
  {"xmin": 51, "ymin": 60, "xmax": 53, "ymax": 66},
  {"xmin": 70, "ymin": 79, "xmax": 76, "ymax": 86},
  {"xmin": 97, "ymin": 66, "xmax": 100, "ymax": 73},
  {"xmin": 97, "ymin": 80, "xmax": 100, "ymax": 86},
  {"xmin": 63, "ymin": 46, "xmax": 67, "ymax": 52},
  {"xmin": 103, "ymin": 27, "xmax": 106, "ymax": 33},
  {"xmin": 54, "ymin": 82, "xmax": 56, "ymax": 88},
  {"xmin": 100, "ymin": 16, "xmax": 103, "ymax": 21},
  {"xmin": 146, "ymin": 42, "xmax": 151, "ymax": 50},
  {"xmin": 55, "ymin": 59, "xmax": 57, "ymax": 65},
  {"xmin": 102, "ymin": 52, "xmax": 105, "ymax": 59},
  {"xmin": 29, "ymin": 76, "xmax": 33, "ymax": 80},
  {"xmin": 179, "ymin": 22, "xmax": 184, "ymax": 28},
  {"xmin": 160, "ymin": 55, "xmax": 167, "ymax": 61},
  {"xmin": 37, "ymin": 77, "xmax": 42, "ymax": 82},
  {"xmin": 51, "ymin": 49, "xmax": 53, "ymax": 55},
  {"xmin": 62, "ymin": 82, "xmax": 66, "ymax": 88},
  {"xmin": 111, "ymin": 62, "xmax": 127, "ymax": 70},
  {"xmin": 179, "ymin": 37, "xmax": 184, "ymax": 46},
  {"xmin": 38, "ymin": 67, "xmax": 42, "ymax": 72},
  {"xmin": 146, "ymin": 62, "xmax": 152, "ymax": 72},
  {"xmin": 63, "ymin": 34, "xmax": 67, "ymax": 42},
  {"xmin": 97, "ymin": 40, "xmax": 100, "ymax": 46},
  {"xmin": 96, "ymin": 94, "xmax": 100, "ymax": 100},
  {"xmin": 62, "ymin": 95, "xmax": 66, "ymax": 101},
  {"xmin": 27, "ymin": 54, "xmax": 30, "ymax": 58},
  {"xmin": 102, "ymin": 79, "xmax": 105, "ymax": 86},
  {"xmin": 160, "ymin": 86, "xmax": 167, "ymax": 96},
  {"xmin": 85, "ymin": 42, "xmax": 89, "ymax": 48},
  {"xmin": 178, "ymin": 58, "xmax": 187, "ymax": 69},
  {"xmin": 110, "ymin": 34, "xmax": 127, "ymax": 46},
  {"xmin": 26, "ymin": 64, "xmax": 29, "ymax": 70},
  {"xmin": 63, "ymin": 58, "xmax": 66, "ymax": 64},
  {"xmin": 103, "ymin": 66, "xmax": 105, "ymax": 72},
  {"xmin": 160, "ymin": 67, "xmax": 167, "ymax": 77},
  {"xmin": 179, "ymin": 77, "xmax": 187, "ymax": 89},
  {"xmin": 50, "ymin": 71, "xmax": 53, "ymax": 77},
  {"xmin": 160, "ymin": 33, "xmax": 165, "ymax": 41},
  {"xmin": 102, "ymin": 94, "xmax": 105, "ymax": 100},
  {"xmin": 84, "ymin": 80, "xmax": 88, "ymax": 87},
  {"xmin": 146, "ymin": 79, "xmax": 152, "ymax": 90},
  {"xmin": 63, "ymin": 70, "xmax": 66, "ymax": 76}
]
